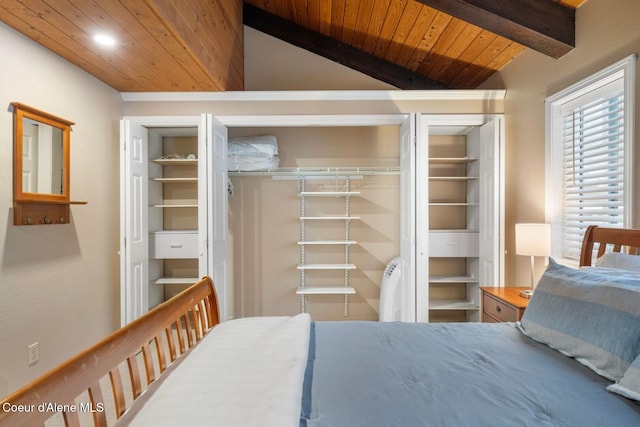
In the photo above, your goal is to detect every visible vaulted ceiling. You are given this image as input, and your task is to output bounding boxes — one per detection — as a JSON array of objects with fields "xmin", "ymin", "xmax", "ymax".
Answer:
[{"xmin": 0, "ymin": 0, "xmax": 588, "ymax": 92}]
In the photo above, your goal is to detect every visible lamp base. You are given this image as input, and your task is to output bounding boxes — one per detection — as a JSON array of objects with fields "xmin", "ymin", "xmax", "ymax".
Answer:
[{"xmin": 519, "ymin": 289, "xmax": 534, "ymax": 299}]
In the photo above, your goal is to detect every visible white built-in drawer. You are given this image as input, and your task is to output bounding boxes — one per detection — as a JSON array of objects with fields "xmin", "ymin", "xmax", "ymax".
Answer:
[
  {"xmin": 150, "ymin": 231, "xmax": 198, "ymax": 259},
  {"xmin": 429, "ymin": 231, "xmax": 479, "ymax": 257}
]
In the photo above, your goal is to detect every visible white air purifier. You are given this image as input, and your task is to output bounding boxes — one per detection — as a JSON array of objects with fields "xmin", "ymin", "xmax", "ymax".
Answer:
[{"xmin": 379, "ymin": 257, "xmax": 402, "ymax": 322}]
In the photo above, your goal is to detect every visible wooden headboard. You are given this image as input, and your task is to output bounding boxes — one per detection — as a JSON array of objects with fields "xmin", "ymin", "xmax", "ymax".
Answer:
[
  {"xmin": 579, "ymin": 225, "xmax": 640, "ymax": 267},
  {"xmin": 0, "ymin": 276, "xmax": 219, "ymax": 427}
]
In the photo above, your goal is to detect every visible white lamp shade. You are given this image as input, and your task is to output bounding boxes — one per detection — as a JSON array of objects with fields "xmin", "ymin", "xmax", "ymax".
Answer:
[{"xmin": 515, "ymin": 223, "xmax": 551, "ymax": 256}]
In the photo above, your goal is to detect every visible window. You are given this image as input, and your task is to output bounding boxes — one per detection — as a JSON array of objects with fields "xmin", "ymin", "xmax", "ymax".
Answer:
[{"xmin": 546, "ymin": 55, "xmax": 636, "ymax": 264}]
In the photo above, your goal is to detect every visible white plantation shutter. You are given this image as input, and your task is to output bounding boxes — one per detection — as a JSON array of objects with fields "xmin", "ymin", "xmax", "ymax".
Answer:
[
  {"xmin": 546, "ymin": 55, "xmax": 635, "ymax": 264},
  {"xmin": 560, "ymin": 88, "xmax": 625, "ymax": 259}
]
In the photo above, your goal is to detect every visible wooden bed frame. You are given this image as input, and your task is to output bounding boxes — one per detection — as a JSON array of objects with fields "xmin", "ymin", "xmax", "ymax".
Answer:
[
  {"xmin": 0, "ymin": 277, "xmax": 219, "ymax": 427},
  {"xmin": 579, "ymin": 225, "xmax": 640, "ymax": 266},
  {"xmin": 2, "ymin": 226, "xmax": 640, "ymax": 426}
]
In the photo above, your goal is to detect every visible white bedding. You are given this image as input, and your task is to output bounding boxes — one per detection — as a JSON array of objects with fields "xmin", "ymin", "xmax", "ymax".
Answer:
[
  {"xmin": 228, "ymin": 135, "xmax": 280, "ymax": 171},
  {"xmin": 118, "ymin": 314, "xmax": 311, "ymax": 427}
]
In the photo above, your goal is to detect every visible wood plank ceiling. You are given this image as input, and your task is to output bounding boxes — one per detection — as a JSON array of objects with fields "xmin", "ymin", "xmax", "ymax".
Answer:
[
  {"xmin": 0, "ymin": 0, "xmax": 245, "ymax": 92},
  {"xmin": 0, "ymin": 0, "xmax": 588, "ymax": 92}
]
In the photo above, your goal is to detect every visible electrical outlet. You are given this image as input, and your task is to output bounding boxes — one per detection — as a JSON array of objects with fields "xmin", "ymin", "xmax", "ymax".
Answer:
[{"xmin": 28, "ymin": 342, "xmax": 39, "ymax": 366}]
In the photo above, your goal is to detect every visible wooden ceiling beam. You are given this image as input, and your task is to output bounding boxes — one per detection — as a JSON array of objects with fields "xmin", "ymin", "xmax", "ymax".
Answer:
[
  {"xmin": 414, "ymin": 0, "xmax": 575, "ymax": 59},
  {"xmin": 243, "ymin": 3, "xmax": 448, "ymax": 90}
]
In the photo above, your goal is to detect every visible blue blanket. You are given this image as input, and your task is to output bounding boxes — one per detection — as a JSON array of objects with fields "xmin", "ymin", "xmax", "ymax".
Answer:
[{"xmin": 300, "ymin": 321, "xmax": 640, "ymax": 427}]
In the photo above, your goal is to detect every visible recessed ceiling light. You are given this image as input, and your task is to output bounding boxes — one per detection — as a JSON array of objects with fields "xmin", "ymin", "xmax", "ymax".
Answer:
[{"xmin": 93, "ymin": 33, "xmax": 117, "ymax": 48}]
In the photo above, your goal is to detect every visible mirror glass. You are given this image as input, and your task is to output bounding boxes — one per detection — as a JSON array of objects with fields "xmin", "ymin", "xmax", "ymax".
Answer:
[
  {"xmin": 12, "ymin": 102, "xmax": 74, "ymax": 202},
  {"xmin": 21, "ymin": 117, "xmax": 65, "ymax": 195}
]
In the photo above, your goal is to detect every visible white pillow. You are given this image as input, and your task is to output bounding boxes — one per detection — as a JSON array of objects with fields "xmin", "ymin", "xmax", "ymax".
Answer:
[{"xmin": 595, "ymin": 252, "xmax": 640, "ymax": 272}]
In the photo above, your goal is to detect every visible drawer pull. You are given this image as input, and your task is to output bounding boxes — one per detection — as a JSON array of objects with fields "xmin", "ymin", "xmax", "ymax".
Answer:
[
  {"xmin": 170, "ymin": 243, "xmax": 183, "ymax": 249},
  {"xmin": 446, "ymin": 242, "xmax": 460, "ymax": 245},
  {"xmin": 495, "ymin": 305, "xmax": 502, "ymax": 313}
]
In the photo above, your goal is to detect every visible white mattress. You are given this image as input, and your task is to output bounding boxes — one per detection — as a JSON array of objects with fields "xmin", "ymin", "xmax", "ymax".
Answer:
[{"xmin": 118, "ymin": 314, "xmax": 311, "ymax": 427}]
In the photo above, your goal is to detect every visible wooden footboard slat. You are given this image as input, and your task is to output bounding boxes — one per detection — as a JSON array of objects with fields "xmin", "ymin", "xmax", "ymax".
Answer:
[
  {"xmin": 188, "ymin": 309, "xmax": 197, "ymax": 342},
  {"xmin": 194, "ymin": 306, "xmax": 203, "ymax": 341},
  {"xmin": 141, "ymin": 343, "xmax": 155, "ymax": 385},
  {"xmin": 0, "ymin": 277, "xmax": 219, "ymax": 427},
  {"xmin": 200, "ymin": 301, "xmax": 209, "ymax": 334},
  {"xmin": 63, "ymin": 409, "xmax": 80, "ymax": 427},
  {"xmin": 176, "ymin": 318, "xmax": 186, "ymax": 354},
  {"xmin": 202, "ymin": 301, "xmax": 211, "ymax": 328},
  {"xmin": 154, "ymin": 335, "xmax": 167, "ymax": 373},
  {"xmin": 87, "ymin": 383, "xmax": 107, "ymax": 427},
  {"xmin": 183, "ymin": 314, "xmax": 194, "ymax": 348},
  {"xmin": 202, "ymin": 303, "xmax": 210, "ymax": 333},
  {"xmin": 165, "ymin": 325, "xmax": 177, "ymax": 362},
  {"xmin": 108, "ymin": 368, "xmax": 126, "ymax": 418},
  {"xmin": 206, "ymin": 291, "xmax": 219, "ymax": 327},
  {"xmin": 126, "ymin": 355, "xmax": 142, "ymax": 399}
]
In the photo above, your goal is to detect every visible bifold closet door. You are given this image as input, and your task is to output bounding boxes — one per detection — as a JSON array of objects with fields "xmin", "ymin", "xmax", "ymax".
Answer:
[
  {"xmin": 205, "ymin": 114, "xmax": 229, "ymax": 321},
  {"xmin": 120, "ymin": 120, "xmax": 149, "ymax": 326},
  {"xmin": 400, "ymin": 113, "xmax": 419, "ymax": 322},
  {"xmin": 476, "ymin": 118, "xmax": 502, "ymax": 287}
]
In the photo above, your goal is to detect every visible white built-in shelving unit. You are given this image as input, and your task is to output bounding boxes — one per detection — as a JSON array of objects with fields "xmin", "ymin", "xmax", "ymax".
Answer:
[
  {"xmin": 296, "ymin": 177, "xmax": 360, "ymax": 316},
  {"xmin": 148, "ymin": 149, "xmax": 201, "ymax": 291},
  {"xmin": 426, "ymin": 138, "xmax": 482, "ymax": 321}
]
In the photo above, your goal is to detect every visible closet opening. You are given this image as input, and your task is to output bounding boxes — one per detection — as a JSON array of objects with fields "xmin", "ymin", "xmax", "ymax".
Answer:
[
  {"xmin": 146, "ymin": 126, "xmax": 204, "ymax": 307},
  {"xmin": 227, "ymin": 125, "xmax": 401, "ymax": 321}
]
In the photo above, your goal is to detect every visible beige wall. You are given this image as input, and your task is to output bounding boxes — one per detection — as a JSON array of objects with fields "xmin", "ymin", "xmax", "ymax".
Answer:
[
  {"xmin": 0, "ymin": 23, "xmax": 122, "ymax": 396},
  {"xmin": 244, "ymin": 26, "xmax": 396, "ymax": 91},
  {"xmin": 481, "ymin": 0, "xmax": 640, "ymax": 286}
]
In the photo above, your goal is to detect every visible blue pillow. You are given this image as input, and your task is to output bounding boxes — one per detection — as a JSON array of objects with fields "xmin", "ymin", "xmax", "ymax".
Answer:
[
  {"xmin": 519, "ymin": 259, "xmax": 640, "ymax": 381},
  {"xmin": 580, "ymin": 266, "xmax": 640, "ymax": 281},
  {"xmin": 608, "ymin": 354, "xmax": 640, "ymax": 401}
]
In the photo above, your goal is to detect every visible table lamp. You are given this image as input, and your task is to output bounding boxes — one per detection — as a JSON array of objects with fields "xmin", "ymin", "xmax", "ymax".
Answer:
[{"xmin": 516, "ymin": 223, "xmax": 551, "ymax": 298}]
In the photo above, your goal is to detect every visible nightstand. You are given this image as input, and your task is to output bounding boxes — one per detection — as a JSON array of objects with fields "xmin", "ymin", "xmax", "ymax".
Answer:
[{"xmin": 480, "ymin": 287, "xmax": 530, "ymax": 323}]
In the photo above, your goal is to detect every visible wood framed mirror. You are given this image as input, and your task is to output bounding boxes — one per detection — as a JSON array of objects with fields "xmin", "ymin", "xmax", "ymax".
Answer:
[{"xmin": 11, "ymin": 102, "xmax": 86, "ymax": 225}]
